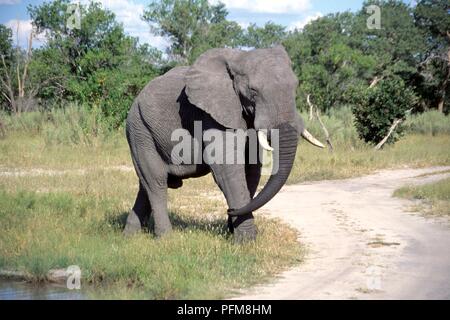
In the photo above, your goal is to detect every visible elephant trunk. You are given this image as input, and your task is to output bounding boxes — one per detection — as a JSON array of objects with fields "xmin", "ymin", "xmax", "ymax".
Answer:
[{"xmin": 228, "ymin": 122, "xmax": 298, "ymax": 216}]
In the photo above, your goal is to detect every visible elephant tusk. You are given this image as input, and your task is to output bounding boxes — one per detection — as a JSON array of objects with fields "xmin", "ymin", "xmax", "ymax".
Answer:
[
  {"xmin": 301, "ymin": 129, "xmax": 325, "ymax": 148},
  {"xmin": 258, "ymin": 130, "xmax": 274, "ymax": 152}
]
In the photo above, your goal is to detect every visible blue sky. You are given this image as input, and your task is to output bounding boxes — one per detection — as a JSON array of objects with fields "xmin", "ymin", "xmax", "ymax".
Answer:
[{"xmin": 0, "ymin": 0, "xmax": 387, "ymax": 49}]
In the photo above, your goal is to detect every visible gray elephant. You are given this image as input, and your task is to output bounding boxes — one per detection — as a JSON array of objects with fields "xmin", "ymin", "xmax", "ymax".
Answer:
[{"xmin": 123, "ymin": 45, "xmax": 323, "ymax": 242}]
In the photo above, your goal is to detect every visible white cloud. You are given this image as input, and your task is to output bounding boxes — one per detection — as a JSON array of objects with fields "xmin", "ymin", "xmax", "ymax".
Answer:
[
  {"xmin": 0, "ymin": 0, "xmax": 21, "ymax": 5},
  {"xmin": 4, "ymin": 19, "xmax": 46, "ymax": 48},
  {"xmin": 214, "ymin": 0, "xmax": 311, "ymax": 14},
  {"xmin": 81, "ymin": 0, "xmax": 169, "ymax": 51},
  {"xmin": 288, "ymin": 12, "xmax": 323, "ymax": 31}
]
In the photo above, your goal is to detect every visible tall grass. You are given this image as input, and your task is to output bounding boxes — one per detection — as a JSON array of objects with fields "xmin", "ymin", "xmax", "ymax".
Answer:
[
  {"xmin": 403, "ymin": 111, "xmax": 450, "ymax": 136},
  {"xmin": 1, "ymin": 104, "xmax": 114, "ymax": 146}
]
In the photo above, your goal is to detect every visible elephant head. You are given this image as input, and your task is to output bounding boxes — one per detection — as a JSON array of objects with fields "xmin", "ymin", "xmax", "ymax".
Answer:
[{"xmin": 185, "ymin": 46, "xmax": 323, "ymax": 215}]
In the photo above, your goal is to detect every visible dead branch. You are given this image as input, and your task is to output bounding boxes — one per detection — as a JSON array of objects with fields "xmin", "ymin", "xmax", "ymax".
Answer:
[
  {"xmin": 369, "ymin": 75, "xmax": 382, "ymax": 88},
  {"xmin": 374, "ymin": 108, "xmax": 413, "ymax": 150},
  {"xmin": 0, "ymin": 55, "xmax": 16, "ymax": 113},
  {"xmin": 0, "ymin": 21, "xmax": 35, "ymax": 114},
  {"xmin": 307, "ymin": 94, "xmax": 313, "ymax": 120},
  {"xmin": 306, "ymin": 94, "xmax": 334, "ymax": 152},
  {"xmin": 374, "ymin": 119, "xmax": 403, "ymax": 150},
  {"xmin": 20, "ymin": 30, "xmax": 33, "ymax": 98}
]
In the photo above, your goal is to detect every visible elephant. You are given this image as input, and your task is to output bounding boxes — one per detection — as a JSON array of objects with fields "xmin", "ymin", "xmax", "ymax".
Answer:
[{"xmin": 123, "ymin": 45, "xmax": 324, "ymax": 242}]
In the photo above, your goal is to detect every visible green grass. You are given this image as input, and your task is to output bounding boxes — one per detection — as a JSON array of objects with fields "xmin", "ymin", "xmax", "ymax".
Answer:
[
  {"xmin": 394, "ymin": 177, "xmax": 450, "ymax": 217},
  {"xmin": 0, "ymin": 176, "xmax": 302, "ymax": 299},
  {"xmin": 0, "ymin": 111, "xmax": 303, "ymax": 298}
]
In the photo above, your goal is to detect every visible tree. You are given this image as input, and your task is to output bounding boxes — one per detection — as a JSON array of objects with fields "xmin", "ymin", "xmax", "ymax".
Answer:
[
  {"xmin": 244, "ymin": 22, "xmax": 286, "ymax": 49},
  {"xmin": 143, "ymin": 0, "xmax": 240, "ymax": 63},
  {"xmin": 27, "ymin": 0, "xmax": 161, "ymax": 127},
  {"xmin": 189, "ymin": 19, "xmax": 243, "ymax": 63},
  {"xmin": 0, "ymin": 25, "xmax": 13, "ymax": 110},
  {"xmin": 414, "ymin": 0, "xmax": 450, "ymax": 113},
  {"xmin": 353, "ymin": 0, "xmax": 426, "ymax": 87},
  {"xmin": 283, "ymin": 12, "xmax": 376, "ymax": 112},
  {"xmin": 0, "ymin": 22, "xmax": 36, "ymax": 114}
]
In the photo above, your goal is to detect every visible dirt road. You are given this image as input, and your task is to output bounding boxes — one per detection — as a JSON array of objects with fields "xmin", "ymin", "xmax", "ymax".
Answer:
[{"xmin": 235, "ymin": 167, "xmax": 450, "ymax": 300}]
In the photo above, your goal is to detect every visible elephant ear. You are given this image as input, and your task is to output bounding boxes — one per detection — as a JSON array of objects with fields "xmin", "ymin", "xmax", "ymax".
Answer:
[{"xmin": 185, "ymin": 48, "xmax": 245, "ymax": 129}]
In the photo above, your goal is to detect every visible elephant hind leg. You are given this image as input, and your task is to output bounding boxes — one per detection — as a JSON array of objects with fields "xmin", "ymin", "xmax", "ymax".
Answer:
[
  {"xmin": 125, "ymin": 107, "xmax": 172, "ymax": 237},
  {"xmin": 124, "ymin": 183, "xmax": 151, "ymax": 236}
]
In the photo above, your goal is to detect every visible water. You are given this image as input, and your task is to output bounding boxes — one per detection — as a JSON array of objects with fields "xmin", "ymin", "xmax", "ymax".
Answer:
[{"xmin": 0, "ymin": 280, "xmax": 86, "ymax": 300}]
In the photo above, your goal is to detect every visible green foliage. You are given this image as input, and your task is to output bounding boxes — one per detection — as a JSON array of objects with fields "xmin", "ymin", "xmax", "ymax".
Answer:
[
  {"xmin": 143, "ymin": 0, "xmax": 241, "ymax": 62},
  {"xmin": 351, "ymin": 77, "xmax": 417, "ymax": 145},
  {"xmin": 1, "ymin": 0, "xmax": 448, "ymax": 144},
  {"xmin": 244, "ymin": 22, "xmax": 286, "ymax": 49},
  {"xmin": 357, "ymin": 0, "xmax": 425, "ymax": 79},
  {"xmin": 283, "ymin": 12, "xmax": 377, "ymax": 112},
  {"xmin": 0, "ymin": 24, "xmax": 13, "ymax": 109},
  {"xmin": 26, "ymin": 0, "xmax": 161, "ymax": 128},
  {"xmin": 414, "ymin": 0, "xmax": 450, "ymax": 112},
  {"xmin": 0, "ymin": 24, "xmax": 12, "ymax": 58}
]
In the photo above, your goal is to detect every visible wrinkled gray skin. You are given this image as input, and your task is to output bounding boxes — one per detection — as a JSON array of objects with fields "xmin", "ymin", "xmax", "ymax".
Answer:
[{"xmin": 124, "ymin": 45, "xmax": 304, "ymax": 242}]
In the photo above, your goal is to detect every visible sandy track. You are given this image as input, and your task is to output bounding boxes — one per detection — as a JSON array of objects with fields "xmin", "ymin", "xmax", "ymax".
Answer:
[{"xmin": 234, "ymin": 167, "xmax": 450, "ymax": 300}]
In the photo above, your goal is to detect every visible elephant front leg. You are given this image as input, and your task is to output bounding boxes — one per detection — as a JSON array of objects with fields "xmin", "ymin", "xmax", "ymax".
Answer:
[{"xmin": 210, "ymin": 163, "xmax": 257, "ymax": 243}]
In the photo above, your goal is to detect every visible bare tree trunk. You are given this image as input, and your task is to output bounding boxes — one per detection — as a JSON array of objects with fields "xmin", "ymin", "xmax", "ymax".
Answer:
[
  {"xmin": 374, "ymin": 108, "xmax": 413, "ymax": 150},
  {"xmin": 306, "ymin": 94, "xmax": 334, "ymax": 152},
  {"xmin": 0, "ymin": 22, "xmax": 33, "ymax": 115},
  {"xmin": 438, "ymin": 98, "xmax": 444, "ymax": 113},
  {"xmin": 307, "ymin": 94, "xmax": 313, "ymax": 120},
  {"xmin": 374, "ymin": 119, "xmax": 403, "ymax": 150},
  {"xmin": 438, "ymin": 60, "xmax": 449, "ymax": 113},
  {"xmin": 369, "ymin": 75, "xmax": 382, "ymax": 88}
]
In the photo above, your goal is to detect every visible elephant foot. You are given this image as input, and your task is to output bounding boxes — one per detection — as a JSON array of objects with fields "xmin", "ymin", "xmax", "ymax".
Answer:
[
  {"xmin": 234, "ymin": 227, "xmax": 257, "ymax": 244},
  {"xmin": 123, "ymin": 210, "xmax": 143, "ymax": 236},
  {"xmin": 228, "ymin": 213, "xmax": 257, "ymax": 244}
]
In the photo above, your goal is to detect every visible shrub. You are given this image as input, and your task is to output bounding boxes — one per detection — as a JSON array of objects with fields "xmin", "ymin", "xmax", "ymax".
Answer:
[{"xmin": 351, "ymin": 78, "xmax": 417, "ymax": 145}]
